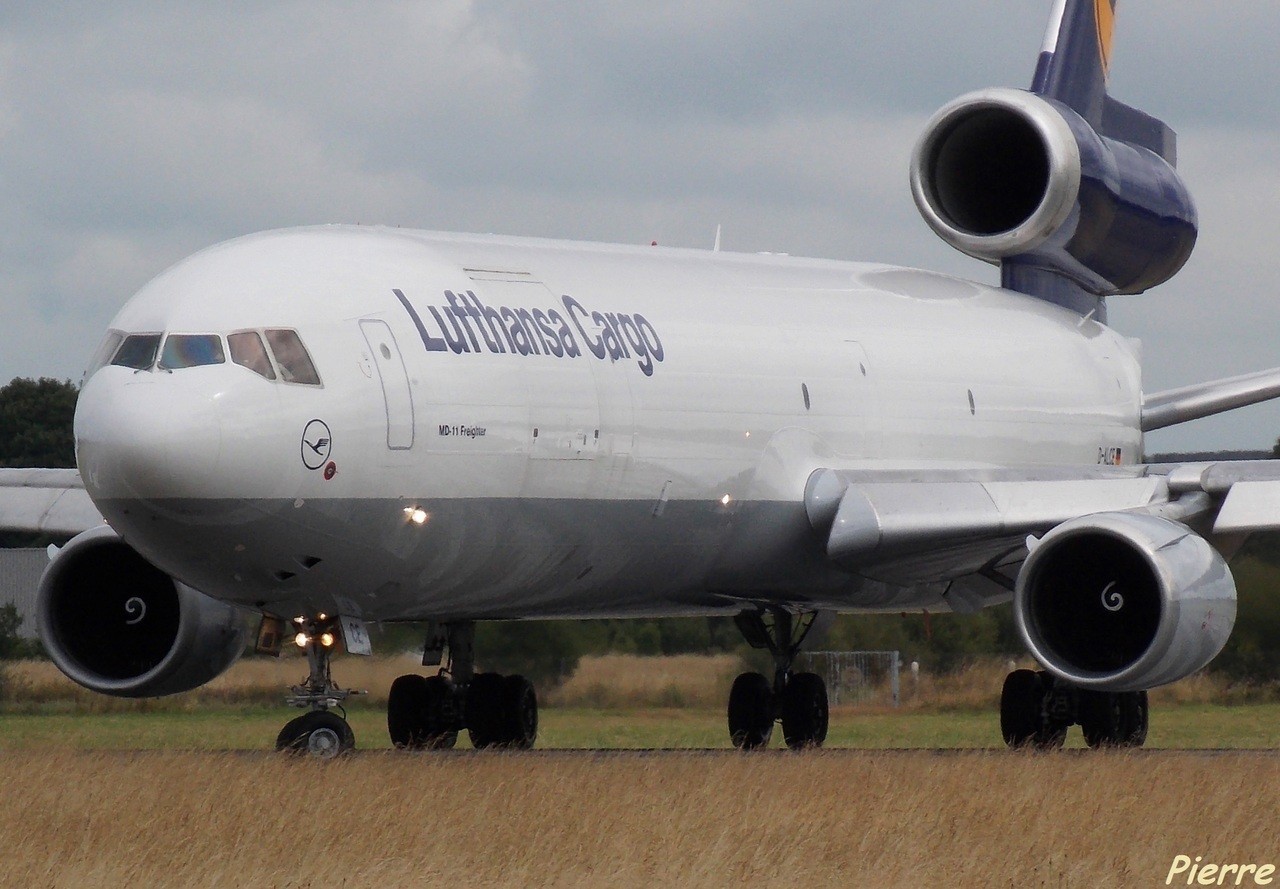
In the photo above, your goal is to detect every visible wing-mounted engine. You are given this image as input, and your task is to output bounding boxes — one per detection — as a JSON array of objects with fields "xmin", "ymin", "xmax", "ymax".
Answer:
[
  {"xmin": 910, "ymin": 87, "xmax": 1197, "ymax": 298},
  {"xmin": 37, "ymin": 525, "xmax": 246, "ymax": 697},
  {"xmin": 1014, "ymin": 513, "xmax": 1236, "ymax": 692}
]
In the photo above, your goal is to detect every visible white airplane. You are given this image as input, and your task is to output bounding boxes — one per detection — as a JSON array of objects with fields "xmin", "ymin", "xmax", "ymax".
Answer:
[{"xmin": 4, "ymin": 0, "xmax": 1280, "ymax": 756}]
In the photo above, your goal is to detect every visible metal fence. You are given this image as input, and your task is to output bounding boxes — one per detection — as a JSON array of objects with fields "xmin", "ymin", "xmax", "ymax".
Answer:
[
  {"xmin": 0, "ymin": 548, "xmax": 46, "ymax": 639},
  {"xmin": 795, "ymin": 650, "xmax": 900, "ymax": 707}
]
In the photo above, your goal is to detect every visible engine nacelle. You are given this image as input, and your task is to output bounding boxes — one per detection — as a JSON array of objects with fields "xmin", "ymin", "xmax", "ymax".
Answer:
[
  {"xmin": 910, "ymin": 88, "xmax": 1197, "ymax": 295},
  {"xmin": 37, "ymin": 525, "xmax": 246, "ymax": 697},
  {"xmin": 1014, "ymin": 513, "xmax": 1235, "ymax": 692}
]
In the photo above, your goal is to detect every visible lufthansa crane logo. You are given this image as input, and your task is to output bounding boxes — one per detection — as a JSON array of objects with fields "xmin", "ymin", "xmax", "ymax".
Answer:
[
  {"xmin": 1095, "ymin": 0, "xmax": 1115, "ymax": 77},
  {"xmin": 301, "ymin": 419, "xmax": 333, "ymax": 470}
]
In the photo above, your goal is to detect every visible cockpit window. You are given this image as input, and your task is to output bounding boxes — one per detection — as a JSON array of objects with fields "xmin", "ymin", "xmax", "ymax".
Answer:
[
  {"xmin": 159, "ymin": 334, "xmax": 226, "ymax": 370},
  {"xmin": 86, "ymin": 331, "xmax": 124, "ymax": 378},
  {"xmin": 228, "ymin": 331, "xmax": 277, "ymax": 380},
  {"xmin": 111, "ymin": 334, "xmax": 162, "ymax": 370},
  {"xmin": 264, "ymin": 329, "xmax": 321, "ymax": 385}
]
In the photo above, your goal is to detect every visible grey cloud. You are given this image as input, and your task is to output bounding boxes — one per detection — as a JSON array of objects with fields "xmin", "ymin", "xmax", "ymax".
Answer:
[{"xmin": 1, "ymin": 2, "xmax": 1279, "ymax": 452}]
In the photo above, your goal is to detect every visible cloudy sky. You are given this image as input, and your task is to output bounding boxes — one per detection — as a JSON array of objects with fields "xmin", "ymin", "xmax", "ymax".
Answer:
[{"xmin": 2, "ymin": 2, "xmax": 1278, "ymax": 453}]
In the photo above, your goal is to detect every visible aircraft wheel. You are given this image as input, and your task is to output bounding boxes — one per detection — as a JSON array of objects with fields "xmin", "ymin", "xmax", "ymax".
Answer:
[
  {"xmin": 781, "ymin": 671, "xmax": 828, "ymax": 750},
  {"xmin": 423, "ymin": 674, "xmax": 460, "ymax": 749},
  {"xmin": 1079, "ymin": 690, "xmax": 1122, "ymax": 748},
  {"xmin": 277, "ymin": 710, "xmax": 355, "ymax": 758},
  {"xmin": 1000, "ymin": 669, "xmax": 1041, "ymax": 747},
  {"xmin": 388, "ymin": 674, "xmax": 431, "ymax": 749},
  {"xmin": 1034, "ymin": 672, "xmax": 1069, "ymax": 749},
  {"xmin": 1080, "ymin": 689, "xmax": 1148, "ymax": 749},
  {"xmin": 728, "ymin": 671, "xmax": 773, "ymax": 750},
  {"xmin": 502, "ymin": 674, "xmax": 538, "ymax": 750},
  {"xmin": 1121, "ymin": 690, "xmax": 1149, "ymax": 747},
  {"xmin": 466, "ymin": 672, "xmax": 506, "ymax": 749}
]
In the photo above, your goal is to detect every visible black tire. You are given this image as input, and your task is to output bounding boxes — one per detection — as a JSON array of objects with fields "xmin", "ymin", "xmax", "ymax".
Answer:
[
  {"xmin": 501, "ymin": 674, "xmax": 538, "ymax": 750},
  {"xmin": 466, "ymin": 672, "xmax": 506, "ymax": 749},
  {"xmin": 423, "ymin": 674, "xmax": 460, "ymax": 749},
  {"xmin": 1121, "ymin": 690, "xmax": 1149, "ymax": 747},
  {"xmin": 388, "ymin": 674, "xmax": 431, "ymax": 749},
  {"xmin": 781, "ymin": 671, "xmax": 828, "ymax": 750},
  {"xmin": 1000, "ymin": 669, "xmax": 1043, "ymax": 748},
  {"xmin": 276, "ymin": 713, "xmax": 312, "ymax": 751},
  {"xmin": 277, "ymin": 710, "xmax": 355, "ymax": 758},
  {"xmin": 1080, "ymin": 689, "xmax": 1148, "ymax": 749},
  {"xmin": 728, "ymin": 671, "xmax": 774, "ymax": 750},
  {"xmin": 1034, "ymin": 672, "xmax": 1068, "ymax": 750},
  {"xmin": 1079, "ymin": 690, "xmax": 1122, "ymax": 748}
]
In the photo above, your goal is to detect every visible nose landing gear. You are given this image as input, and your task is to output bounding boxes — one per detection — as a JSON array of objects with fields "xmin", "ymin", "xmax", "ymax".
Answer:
[{"xmin": 275, "ymin": 615, "xmax": 360, "ymax": 758}]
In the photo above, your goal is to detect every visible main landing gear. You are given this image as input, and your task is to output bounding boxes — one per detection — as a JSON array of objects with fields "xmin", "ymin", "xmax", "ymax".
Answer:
[
  {"xmin": 1000, "ymin": 668, "xmax": 1149, "ymax": 750},
  {"xmin": 728, "ymin": 608, "xmax": 830, "ymax": 750},
  {"xmin": 275, "ymin": 615, "xmax": 359, "ymax": 758},
  {"xmin": 387, "ymin": 621, "xmax": 539, "ymax": 750}
]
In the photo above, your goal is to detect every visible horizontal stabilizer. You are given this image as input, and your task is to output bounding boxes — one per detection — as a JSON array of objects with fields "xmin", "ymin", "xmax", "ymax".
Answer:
[
  {"xmin": 1142, "ymin": 367, "xmax": 1280, "ymax": 431},
  {"xmin": 1102, "ymin": 97, "xmax": 1177, "ymax": 165}
]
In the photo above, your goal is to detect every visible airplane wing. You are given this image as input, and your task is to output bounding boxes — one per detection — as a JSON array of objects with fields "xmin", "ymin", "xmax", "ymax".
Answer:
[
  {"xmin": 803, "ymin": 460, "xmax": 1280, "ymax": 610},
  {"xmin": 1142, "ymin": 366, "xmax": 1280, "ymax": 431},
  {"xmin": 0, "ymin": 468, "xmax": 104, "ymax": 536}
]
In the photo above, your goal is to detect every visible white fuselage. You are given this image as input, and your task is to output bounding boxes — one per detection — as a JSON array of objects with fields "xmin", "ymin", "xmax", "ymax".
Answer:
[{"xmin": 74, "ymin": 226, "xmax": 1143, "ymax": 621}]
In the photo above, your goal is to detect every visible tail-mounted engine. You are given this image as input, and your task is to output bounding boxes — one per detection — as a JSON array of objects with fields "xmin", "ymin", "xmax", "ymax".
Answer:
[
  {"xmin": 37, "ymin": 526, "xmax": 246, "ymax": 697},
  {"xmin": 910, "ymin": 87, "xmax": 1197, "ymax": 296},
  {"xmin": 1014, "ymin": 513, "xmax": 1236, "ymax": 692}
]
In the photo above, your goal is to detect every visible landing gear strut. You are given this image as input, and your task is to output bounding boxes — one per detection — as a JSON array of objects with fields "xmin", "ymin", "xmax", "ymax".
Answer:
[
  {"xmin": 276, "ymin": 615, "xmax": 358, "ymax": 758},
  {"xmin": 1000, "ymin": 668, "xmax": 1148, "ymax": 749},
  {"xmin": 387, "ymin": 621, "xmax": 539, "ymax": 750},
  {"xmin": 728, "ymin": 608, "xmax": 830, "ymax": 750}
]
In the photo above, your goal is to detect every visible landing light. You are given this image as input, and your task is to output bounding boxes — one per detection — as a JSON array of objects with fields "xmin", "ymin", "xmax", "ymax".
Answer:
[
  {"xmin": 320, "ymin": 632, "xmax": 336, "ymax": 648},
  {"xmin": 720, "ymin": 494, "xmax": 732, "ymax": 506},
  {"xmin": 294, "ymin": 633, "xmax": 309, "ymax": 648},
  {"xmin": 404, "ymin": 507, "xmax": 429, "ymax": 525}
]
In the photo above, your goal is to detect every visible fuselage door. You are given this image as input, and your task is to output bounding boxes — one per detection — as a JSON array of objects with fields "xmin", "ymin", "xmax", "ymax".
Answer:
[{"xmin": 360, "ymin": 318, "xmax": 415, "ymax": 450}]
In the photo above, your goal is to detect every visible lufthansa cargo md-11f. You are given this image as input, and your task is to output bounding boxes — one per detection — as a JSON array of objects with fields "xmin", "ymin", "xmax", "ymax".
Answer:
[{"xmin": 6, "ymin": 0, "xmax": 1280, "ymax": 755}]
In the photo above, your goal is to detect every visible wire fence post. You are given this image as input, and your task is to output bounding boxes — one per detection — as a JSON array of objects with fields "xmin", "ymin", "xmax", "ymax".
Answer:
[
  {"xmin": 890, "ymin": 649, "xmax": 900, "ymax": 707},
  {"xmin": 795, "ymin": 650, "xmax": 901, "ymax": 707}
]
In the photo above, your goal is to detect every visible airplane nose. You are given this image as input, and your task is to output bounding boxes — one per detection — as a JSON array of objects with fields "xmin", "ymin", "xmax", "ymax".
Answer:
[{"xmin": 76, "ymin": 370, "xmax": 223, "ymax": 502}]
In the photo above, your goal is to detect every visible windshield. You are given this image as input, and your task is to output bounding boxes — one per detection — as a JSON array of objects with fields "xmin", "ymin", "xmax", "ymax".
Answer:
[
  {"xmin": 110, "ymin": 334, "xmax": 162, "ymax": 370},
  {"xmin": 85, "ymin": 331, "xmax": 124, "ymax": 378},
  {"xmin": 159, "ymin": 334, "xmax": 226, "ymax": 370}
]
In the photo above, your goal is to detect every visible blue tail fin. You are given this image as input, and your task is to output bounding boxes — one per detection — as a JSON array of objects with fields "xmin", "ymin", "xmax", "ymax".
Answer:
[
  {"xmin": 1031, "ymin": 0, "xmax": 1176, "ymax": 163},
  {"xmin": 1032, "ymin": 0, "xmax": 1115, "ymax": 123}
]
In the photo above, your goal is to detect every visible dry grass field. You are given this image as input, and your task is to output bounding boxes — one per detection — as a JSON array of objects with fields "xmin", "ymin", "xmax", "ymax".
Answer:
[
  {"xmin": 0, "ymin": 749, "xmax": 1276, "ymax": 888},
  {"xmin": 2, "ymin": 656, "xmax": 1279, "ymax": 886}
]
